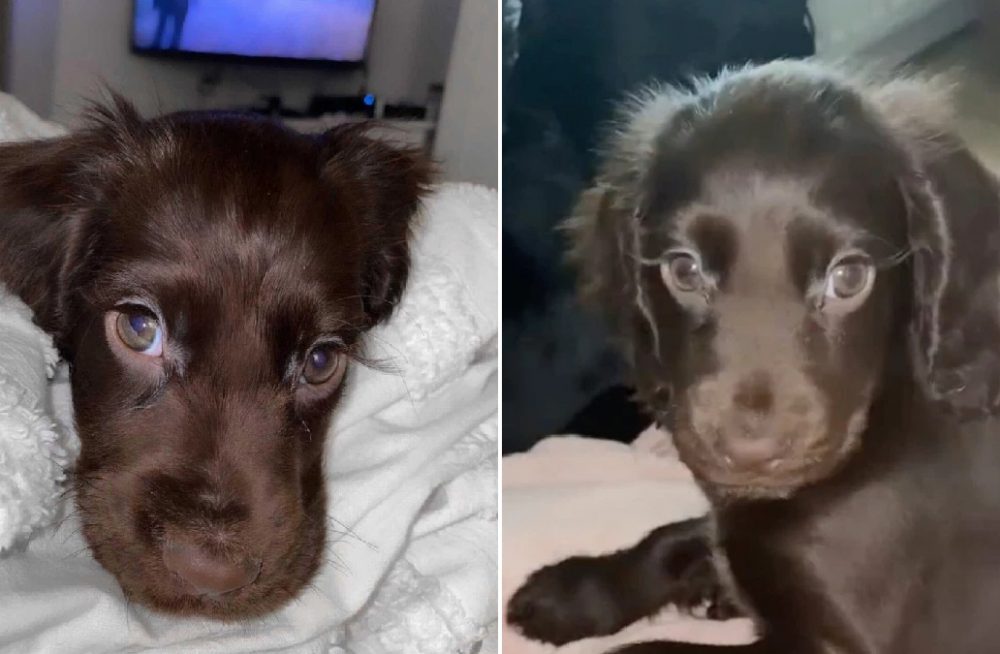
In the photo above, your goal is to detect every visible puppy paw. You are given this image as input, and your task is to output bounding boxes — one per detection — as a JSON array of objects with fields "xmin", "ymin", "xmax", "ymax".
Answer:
[
  {"xmin": 507, "ymin": 557, "xmax": 631, "ymax": 645},
  {"xmin": 670, "ymin": 556, "xmax": 743, "ymax": 621}
]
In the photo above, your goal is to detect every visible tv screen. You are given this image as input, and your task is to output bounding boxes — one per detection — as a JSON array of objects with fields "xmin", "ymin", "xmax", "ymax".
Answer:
[{"xmin": 132, "ymin": 0, "xmax": 377, "ymax": 64}]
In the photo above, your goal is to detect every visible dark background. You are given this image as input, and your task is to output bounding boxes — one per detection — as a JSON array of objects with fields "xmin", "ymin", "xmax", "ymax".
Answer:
[{"xmin": 502, "ymin": 0, "xmax": 815, "ymax": 453}]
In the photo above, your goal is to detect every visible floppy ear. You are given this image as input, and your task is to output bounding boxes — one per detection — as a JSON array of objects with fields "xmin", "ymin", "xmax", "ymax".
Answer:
[
  {"xmin": 564, "ymin": 185, "xmax": 644, "ymax": 362},
  {"xmin": 901, "ymin": 147, "xmax": 1000, "ymax": 416},
  {"xmin": 319, "ymin": 125, "xmax": 434, "ymax": 327},
  {"xmin": 0, "ymin": 94, "xmax": 141, "ymax": 346},
  {"xmin": 0, "ymin": 132, "xmax": 105, "ymax": 343},
  {"xmin": 874, "ymin": 78, "xmax": 1000, "ymax": 415},
  {"xmin": 563, "ymin": 86, "xmax": 697, "ymax": 412}
]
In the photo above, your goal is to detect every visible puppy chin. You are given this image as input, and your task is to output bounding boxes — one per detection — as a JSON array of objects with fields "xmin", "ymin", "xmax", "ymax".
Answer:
[
  {"xmin": 103, "ymin": 544, "xmax": 320, "ymax": 621},
  {"xmin": 687, "ymin": 439, "xmax": 863, "ymax": 503},
  {"xmin": 671, "ymin": 414, "xmax": 868, "ymax": 504},
  {"xmin": 692, "ymin": 467, "xmax": 803, "ymax": 502}
]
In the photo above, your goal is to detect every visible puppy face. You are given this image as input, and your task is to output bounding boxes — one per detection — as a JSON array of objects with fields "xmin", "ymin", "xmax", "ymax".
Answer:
[
  {"xmin": 567, "ymin": 65, "xmax": 956, "ymax": 499},
  {"xmin": 0, "ymin": 103, "xmax": 430, "ymax": 618},
  {"xmin": 641, "ymin": 166, "xmax": 906, "ymax": 497}
]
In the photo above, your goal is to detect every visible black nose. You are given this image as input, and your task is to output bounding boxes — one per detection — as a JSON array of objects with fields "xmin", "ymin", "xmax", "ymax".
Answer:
[{"xmin": 162, "ymin": 540, "xmax": 261, "ymax": 596}]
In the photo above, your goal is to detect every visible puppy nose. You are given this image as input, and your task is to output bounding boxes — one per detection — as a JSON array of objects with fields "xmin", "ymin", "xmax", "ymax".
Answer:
[
  {"xmin": 162, "ymin": 541, "xmax": 261, "ymax": 596},
  {"xmin": 732, "ymin": 371, "xmax": 774, "ymax": 414}
]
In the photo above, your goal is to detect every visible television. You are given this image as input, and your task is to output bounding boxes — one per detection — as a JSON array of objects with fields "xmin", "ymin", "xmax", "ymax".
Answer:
[{"xmin": 132, "ymin": 0, "xmax": 377, "ymax": 66}]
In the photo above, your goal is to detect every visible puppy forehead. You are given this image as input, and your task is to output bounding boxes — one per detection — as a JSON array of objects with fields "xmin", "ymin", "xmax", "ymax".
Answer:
[
  {"xmin": 672, "ymin": 169, "xmax": 850, "ymax": 279},
  {"xmin": 96, "ymin": 222, "xmax": 363, "ymax": 351}
]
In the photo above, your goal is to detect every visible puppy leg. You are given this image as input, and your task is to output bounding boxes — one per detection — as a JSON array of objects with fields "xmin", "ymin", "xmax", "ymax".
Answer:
[{"xmin": 507, "ymin": 517, "xmax": 740, "ymax": 645}]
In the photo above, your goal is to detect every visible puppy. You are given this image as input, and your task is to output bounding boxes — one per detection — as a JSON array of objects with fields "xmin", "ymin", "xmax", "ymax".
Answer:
[
  {"xmin": 508, "ymin": 61, "xmax": 1000, "ymax": 653},
  {"xmin": 0, "ymin": 97, "xmax": 431, "ymax": 620}
]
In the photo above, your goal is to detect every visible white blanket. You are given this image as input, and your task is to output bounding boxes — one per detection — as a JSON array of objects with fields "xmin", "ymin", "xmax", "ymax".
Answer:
[
  {"xmin": 0, "ymin": 287, "xmax": 69, "ymax": 554},
  {"xmin": 502, "ymin": 430, "xmax": 755, "ymax": 653},
  {"xmin": 0, "ymin": 92, "xmax": 497, "ymax": 654}
]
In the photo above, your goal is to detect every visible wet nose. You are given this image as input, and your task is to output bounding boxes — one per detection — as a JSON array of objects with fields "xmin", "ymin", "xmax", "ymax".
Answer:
[{"xmin": 162, "ymin": 541, "xmax": 261, "ymax": 596}]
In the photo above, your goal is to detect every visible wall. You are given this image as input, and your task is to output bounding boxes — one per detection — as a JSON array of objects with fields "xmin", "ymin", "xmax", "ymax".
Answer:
[
  {"xmin": 433, "ymin": 0, "xmax": 497, "ymax": 187},
  {"xmin": 809, "ymin": 0, "xmax": 977, "ymax": 66},
  {"xmin": 2, "ymin": 0, "xmax": 60, "ymax": 112},
  {"xmin": 0, "ymin": 0, "xmax": 8, "ymax": 89},
  {"xmin": 5, "ymin": 0, "xmax": 460, "ymax": 125}
]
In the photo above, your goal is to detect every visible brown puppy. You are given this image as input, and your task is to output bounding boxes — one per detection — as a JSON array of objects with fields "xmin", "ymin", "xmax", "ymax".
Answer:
[
  {"xmin": 508, "ymin": 62, "xmax": 1000, "ymax": 653},
  {"xmin": 0, "ymin": 97, "xmax": 431, "ymax": 620}
]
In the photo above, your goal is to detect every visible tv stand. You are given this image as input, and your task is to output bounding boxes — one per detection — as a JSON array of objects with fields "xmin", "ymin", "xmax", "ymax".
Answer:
[{"xmin": 281, "ymin": 114, "xmax": 436, "ymax": 152}]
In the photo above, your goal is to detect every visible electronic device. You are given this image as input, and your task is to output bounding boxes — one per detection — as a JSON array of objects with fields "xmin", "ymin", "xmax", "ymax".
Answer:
[
  {"xmin": 307, "ymin": 94, "xmax": 377, "ymax": 118},
  {"xmin": 131, "ymin": 0, "xmax": 377, "ymax": 67},
  {"xmin": 383, "ymin": 103, "xmax": 427, "ymax": 120}
]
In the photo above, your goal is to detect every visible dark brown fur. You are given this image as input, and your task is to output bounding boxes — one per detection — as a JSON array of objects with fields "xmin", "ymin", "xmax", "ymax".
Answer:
[
  {"xmin": 508, "ymin": 62, "xmax": 1000, "ymax": 652},
  {"xmin": 0, "ymin": 96, "xmax": 432, "ymax": 619}
]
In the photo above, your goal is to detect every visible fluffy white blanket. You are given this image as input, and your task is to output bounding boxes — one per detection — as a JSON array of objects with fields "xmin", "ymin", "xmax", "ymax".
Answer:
[{"xmin": 0, "ymin": 93, "xmax": 497, "ymax": 654}]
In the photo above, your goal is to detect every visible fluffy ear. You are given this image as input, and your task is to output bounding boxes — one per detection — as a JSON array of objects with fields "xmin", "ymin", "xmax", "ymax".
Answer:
[
  {"xmin": 900, "ymin": 146, "xmax": 1000, "ymax": 416},
  {"xmin": 562, "ymin": 185, "xmax": 663, "ymax": 388},
  {"xmin": 874, "ymin": 78, "xmax": 1000, "ymax": 416},
  {"xmin": 563, "ymin": 87, "xmax": 693, "ymax": 410},
  {"xmin": 319, "ymin": 125, "xmax": 434, "ymax": 327},
  {"xmin": 564, "ymin": 186, "xmax": 641, "ymax": 358},
  {"xmin": 0, "ymin": 94, "xmax": 141, "ymax": 345},
  {"xmin": 0, "ymin": 132, "xmax": 105, "ymax": 343}
]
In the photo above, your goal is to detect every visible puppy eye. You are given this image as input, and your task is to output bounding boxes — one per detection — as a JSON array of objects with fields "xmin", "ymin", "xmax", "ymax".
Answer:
[
  {"xmin": 114, "ymin": 309, "xmax": 163, "ymax": 356},
  {"xmin": 662, "ymin": 250, "xmax": 706, "ymax": 294},
  {"xmin": 821, "ymin": 253, "xmax": 875, "ymax": 313},
  {"xmin": 301, "ymin": 346, "xmax": 344, "ymax": 385}
]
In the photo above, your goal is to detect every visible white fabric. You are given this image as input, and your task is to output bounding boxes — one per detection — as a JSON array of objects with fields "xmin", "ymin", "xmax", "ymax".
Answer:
[
  {"xmin": 0, "ymin": 91, "xmax": 66, "ymax": 140},
  {"xmin": 0, "ymin": 287, "xmax": 70, "ymax": 554},
  {"xmin": 0, "ymin": 93, "xmax": 71, "ymax": 554},
  {"xmin": 0, "ymin": 91, "xmax": 497, "ymax": 653},
  {"xmin": 502, "ymin": 429, "xmax": 755, "ymax": 653}
]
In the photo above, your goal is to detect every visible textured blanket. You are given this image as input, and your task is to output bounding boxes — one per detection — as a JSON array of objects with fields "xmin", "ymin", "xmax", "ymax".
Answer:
[
  {"xmin": 0, "ymin": 91, "xmax": 497, "ymax": 653},
  {"xmin": 502, "ymin": 428, "xmax": 755, "ymax": 653}
]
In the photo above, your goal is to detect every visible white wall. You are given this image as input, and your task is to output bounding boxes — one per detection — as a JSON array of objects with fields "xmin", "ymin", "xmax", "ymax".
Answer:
[
  {"xmin": 433, "ymin": 0, "xmax": 497, "ymax": 188},
  {"xmin": 6, "ymin": 0, "xmax": 460, "ymax": 125}
]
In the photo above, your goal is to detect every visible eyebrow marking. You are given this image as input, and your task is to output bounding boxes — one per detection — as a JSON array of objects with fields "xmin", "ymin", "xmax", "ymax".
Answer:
[{"xmin": 687, "ymin": 214, "xmax": 737, "ymax": 283}]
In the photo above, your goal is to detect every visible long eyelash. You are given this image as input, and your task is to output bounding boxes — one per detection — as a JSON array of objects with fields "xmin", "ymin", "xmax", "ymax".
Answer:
[
  {"xmin": 113, "ymin": 297, "xmax": 163, "ymax": 320},
  {"xmin": 342, "ymin": 341, "xmax": 397, "ymax": 374},
  {"xmin": 876, "ymin": 247, "xmax": 913, "ymax": 269}
]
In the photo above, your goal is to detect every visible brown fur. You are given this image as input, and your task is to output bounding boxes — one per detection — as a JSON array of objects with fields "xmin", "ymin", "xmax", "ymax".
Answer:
[
  {"xmin": 510, "ymin": 62, "xmax": 1000, "ymax": 652},
  {"xmin": 0, "ymin": 96, "xmax": 432, "ymax": 619}
]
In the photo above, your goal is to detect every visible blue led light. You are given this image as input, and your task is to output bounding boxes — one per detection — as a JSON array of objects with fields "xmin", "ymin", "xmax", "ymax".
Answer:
[{"xmin": 363, "ymin": 94, "xmax": 375, "ymax": 106}]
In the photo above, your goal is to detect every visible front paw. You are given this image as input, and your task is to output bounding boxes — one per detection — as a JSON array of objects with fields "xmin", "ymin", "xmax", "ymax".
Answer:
[
  {"xmin": 669, "ymin": 556, "xmax": 742, "ymax": 621},
  {"xmin": 507, "ymin": 556, "xmax": 632, "ymax": 645}
]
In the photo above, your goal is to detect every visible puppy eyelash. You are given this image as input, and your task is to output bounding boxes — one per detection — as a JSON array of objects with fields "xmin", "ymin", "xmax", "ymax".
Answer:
[
  {"xmin": 113, "ymin": 296, "xmax": 163, "ymax": 320},
  {"xmin": 285, "ymin": 336, "xmax": 387, "ymax": 387},
  {"xmin": 334, "ymin": 338, "xmax": 396, "ymax": 373},
  {"xmin": 875, "ymin": 247, "xmax": 913, "ymax": 270}
]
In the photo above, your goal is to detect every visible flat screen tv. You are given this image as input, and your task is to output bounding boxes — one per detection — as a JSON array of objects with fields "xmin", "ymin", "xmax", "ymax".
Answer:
[{"xmin": 132, "ymin": 0, "xmax": 377, "ymax": 66}]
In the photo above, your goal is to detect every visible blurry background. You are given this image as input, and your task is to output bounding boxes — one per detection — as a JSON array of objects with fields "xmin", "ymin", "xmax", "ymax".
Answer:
[
  {"xmin": 502, "ymin": 0, "xmax": 1000, "ymax": 452},
  {"xmin": 0, "ymin": 0, "xmax": 497, "ymax": 188}
]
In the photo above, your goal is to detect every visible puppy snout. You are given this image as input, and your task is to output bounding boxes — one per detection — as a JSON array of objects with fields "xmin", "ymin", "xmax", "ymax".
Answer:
[
  {"xmin": 719, "ymin": 425, "xmax": 787, "ymax": 467},
  {"xmin": 718, "ymin": 372, "xmax": 788, "ymax": 467},
  {"xmin": 162, "ymin": 540, "xmax": 261, "ymax": 596},
  {"xmin": 732, "ymin": 371, "xmax": 774, "ymax": 415}
]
